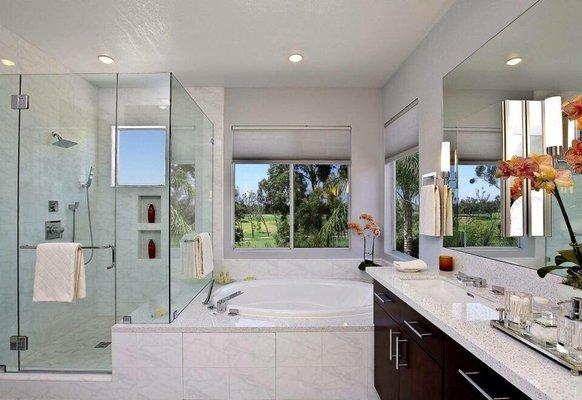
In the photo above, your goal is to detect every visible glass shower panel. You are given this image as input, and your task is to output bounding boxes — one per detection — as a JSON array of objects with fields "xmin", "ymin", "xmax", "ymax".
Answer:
[
  {"xmin": 169, "ymin": 76, "xmax": 214, "ymax": 320},
  {"xmin": 0, "ymin": 75, "xmax": 19, "ymax": 371},
  {"xmin": 18, "ymin": 74, "xmax": 117, "ymax": 371},
  {"xmin": 115, "ymin": 73, "xmax": 171, "ymax": 323}
]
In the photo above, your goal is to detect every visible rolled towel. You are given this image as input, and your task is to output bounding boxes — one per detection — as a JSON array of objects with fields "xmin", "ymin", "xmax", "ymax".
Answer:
[{"xmin": 393, "ymin": 259, "xmax": 428, "ymax": 272}]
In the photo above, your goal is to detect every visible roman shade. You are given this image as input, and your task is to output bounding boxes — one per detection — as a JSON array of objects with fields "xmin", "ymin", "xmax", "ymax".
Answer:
[
  {"xmin": 384, "ymin": 100, "xmax": 419, "ymax": 161},
  {"xmin": 232, "ymin": 125, "xmax": 351, "ymax": 162}
]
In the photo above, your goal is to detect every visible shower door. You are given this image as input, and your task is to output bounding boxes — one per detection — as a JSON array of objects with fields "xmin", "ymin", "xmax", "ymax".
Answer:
[
  {"xmin": 16, "ymin": 74, "xmax": 117, "ymax": 372},
  {"xmin": 0, "ymin": 74, "xmax": 20, "ymax": 372}
]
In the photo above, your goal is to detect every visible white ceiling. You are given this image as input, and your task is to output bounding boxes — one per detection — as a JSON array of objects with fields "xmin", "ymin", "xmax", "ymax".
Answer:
[
  {"xmin": 0, "ymin": 0, "xmax": 453, "ymax": 88},
  {"xmin": 444, "ymin": 0, "xmax": 582, "ymax": 92}
]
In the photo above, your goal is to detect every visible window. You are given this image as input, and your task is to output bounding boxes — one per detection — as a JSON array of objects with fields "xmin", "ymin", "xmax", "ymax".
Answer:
[
  {"xmin": 112, "ymin": 126, "xmax": 166, "ymax": 186},
  {"xmin": 444, "ymin": 164, "xmax": 518, "ymax": 248},
  {"xmin": 394, "ymin": 152, "xmax": 419, "ymax": 258},
  {"xmin": 233, "ymin": 163, "xmax": 349, "ymax": 249},
  {"xmin": 293, "ymin": 164, "xmax": 349, "ymax": 248},
  {"xmin": 234, "ymin": 164, "xmax": 290, "ymax": 248}
]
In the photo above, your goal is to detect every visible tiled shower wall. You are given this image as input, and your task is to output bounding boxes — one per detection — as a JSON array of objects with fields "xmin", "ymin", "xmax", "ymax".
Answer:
[{"xmin": 16, "ymin": 74, "xmax": 101, "ymax": 353}]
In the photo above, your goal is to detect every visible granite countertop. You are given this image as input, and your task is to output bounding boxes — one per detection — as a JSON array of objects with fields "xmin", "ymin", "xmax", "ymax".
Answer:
[{"xmin": 366, "ymin": 266, "xmax": 581, "ymax": 400}]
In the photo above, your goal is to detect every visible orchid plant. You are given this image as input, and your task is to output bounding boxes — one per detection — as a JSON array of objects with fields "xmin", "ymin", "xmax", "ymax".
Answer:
[
  {"xmin": 348, "ymin": 213, "xmax": 381, "ymax": 270},
  {"xmin": 496, "ymin": 96, "xmax": 582, "ymax": 289}
]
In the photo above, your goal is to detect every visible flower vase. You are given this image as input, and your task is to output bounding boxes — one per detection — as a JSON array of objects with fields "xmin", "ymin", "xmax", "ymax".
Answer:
[{"xmin": 358, "ymin": 232, "xmax": 380, "ymax": 271}]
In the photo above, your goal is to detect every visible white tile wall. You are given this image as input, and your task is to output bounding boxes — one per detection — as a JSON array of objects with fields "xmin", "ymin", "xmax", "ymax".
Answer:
[{"xmin": 1, "ymin": 329, "xmax": 378, "ymax": 400}]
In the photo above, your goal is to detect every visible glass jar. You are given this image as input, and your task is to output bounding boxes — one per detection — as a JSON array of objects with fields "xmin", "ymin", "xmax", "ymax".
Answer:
[{"xmin": 504, "ymin": 291, "xmax": 533, "ymax": 331}]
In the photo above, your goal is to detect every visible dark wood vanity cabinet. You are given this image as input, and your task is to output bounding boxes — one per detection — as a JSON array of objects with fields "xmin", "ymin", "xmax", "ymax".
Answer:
[{"xmin": 373, "ymin": 280, "xmax": 531, "ymax": 400}]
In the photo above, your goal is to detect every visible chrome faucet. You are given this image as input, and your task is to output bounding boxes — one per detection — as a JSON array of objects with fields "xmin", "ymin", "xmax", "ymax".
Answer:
[
  {"xmin": 456, "ymin": 272, "xmax": 487, "ymax": 288},
  {"xmin": 215, "ymin": 290, "xmax": 243, "ymax": 313}
]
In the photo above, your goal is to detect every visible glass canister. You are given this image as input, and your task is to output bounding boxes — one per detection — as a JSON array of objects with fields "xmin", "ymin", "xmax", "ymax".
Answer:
[
  {"xmin": 558, "ymin": 297, "xmax": 582, "ymax": 362},
  {"xmin": 504, "ymin": 291, "xmax": 533, "ymax": 331}
]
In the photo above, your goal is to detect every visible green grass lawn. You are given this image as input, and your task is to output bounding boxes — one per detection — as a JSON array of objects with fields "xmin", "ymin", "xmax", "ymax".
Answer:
[{"xmin": 237, "ymin": 214, "xmax": 281, "ymax": 248}]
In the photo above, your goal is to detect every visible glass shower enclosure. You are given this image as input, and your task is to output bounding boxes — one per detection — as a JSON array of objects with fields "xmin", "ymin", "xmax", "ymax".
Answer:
[{"xmin": 0, "ymin": 73, "xmax": 213, "ymax": 373}]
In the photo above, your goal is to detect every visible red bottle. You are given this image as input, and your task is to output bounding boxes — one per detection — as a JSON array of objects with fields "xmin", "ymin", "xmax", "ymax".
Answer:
[
  {"xmin": 147, "ymin": 204, "xmax": 155, "ymax": 223},
  {"xmin": 148, "ymin": 239, "xmax": 156, "ymax": 259}
]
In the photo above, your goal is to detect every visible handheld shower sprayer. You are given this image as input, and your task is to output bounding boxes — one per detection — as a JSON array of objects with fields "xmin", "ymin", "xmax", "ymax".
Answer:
[{"xmin": 82, "ymin": 166, "xmax": 94, "ymax": 189}]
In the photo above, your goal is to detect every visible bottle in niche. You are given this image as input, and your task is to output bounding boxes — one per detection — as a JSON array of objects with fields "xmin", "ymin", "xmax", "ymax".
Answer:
[
  {"xmin": 147, "ymin": 204, "xmax": 155, "ymax": 223},
  {"xmin": 148, "ymin": 239, "xmax": 156, "ymax": 259}
]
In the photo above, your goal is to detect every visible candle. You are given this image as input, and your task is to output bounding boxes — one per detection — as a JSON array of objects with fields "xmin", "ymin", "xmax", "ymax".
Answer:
[{"xmin": 439, "ymin": 255, "xmax": 453, "ymax": 271}]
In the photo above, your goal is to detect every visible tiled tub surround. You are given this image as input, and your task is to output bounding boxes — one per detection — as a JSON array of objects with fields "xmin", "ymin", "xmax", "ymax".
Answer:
[
  {"xmin": 0, "ymin": 281, "xmax": 377, "ymax": 400},
  {"xmin": 366, "ymin": 266, "xmax": 581, "ymax": 400}
]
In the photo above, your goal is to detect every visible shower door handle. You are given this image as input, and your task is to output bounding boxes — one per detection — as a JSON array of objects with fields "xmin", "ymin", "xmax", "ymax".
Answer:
[{"xmin": 106, "ymin": 245, "xmax": 115, "ymax": 270}]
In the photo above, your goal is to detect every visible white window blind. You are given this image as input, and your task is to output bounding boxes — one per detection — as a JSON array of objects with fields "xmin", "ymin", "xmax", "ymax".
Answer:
[
  {"xmin": 384, "ymin": 101, "xmax": 419, "ymax": 161},
  {"xmin": 232, "ymin": 125, "xmax": 351, "ymax": 162}
]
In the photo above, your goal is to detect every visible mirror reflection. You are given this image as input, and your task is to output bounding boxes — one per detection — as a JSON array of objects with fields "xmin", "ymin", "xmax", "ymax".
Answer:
[{"xmin": 443, "ymin": 0, "xmax": 582, "ymax": 271}]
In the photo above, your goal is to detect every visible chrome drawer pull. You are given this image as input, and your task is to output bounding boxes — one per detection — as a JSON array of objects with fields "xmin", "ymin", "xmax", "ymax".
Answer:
[
  {"xmin": 374, "ymin": 292, "xmax": 393, "ymax": 304},
  {"xmin": 388, "ymin": 330, "xmax": 401, "ymax": 361},
  {"xmin": 458, "ymin": 370, "xmax": 511, "ymax": 400},
  {"xmin": 404, "ymin": 320, "xmax": 433, "ymax": 339},
  {"xmin": 395, "ymin": 338, "xmax": 408, "ymax": 370}
]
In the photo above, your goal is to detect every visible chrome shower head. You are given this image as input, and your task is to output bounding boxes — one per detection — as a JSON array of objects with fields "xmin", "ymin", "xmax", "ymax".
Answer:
[{"xmin": 51, "ymin": 131, "xmax": 77, "ymax": 148}]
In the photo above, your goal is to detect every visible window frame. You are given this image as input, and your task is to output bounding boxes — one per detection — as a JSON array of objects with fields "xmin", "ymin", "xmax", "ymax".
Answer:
[
  {"xmin": 231, "ymin": 160, "xmax": 351, "ymax": 251},
  {"xmin": 451, "ymin": 160, "xmax": 521, "ymax": 250},
  {"xmin": 384, "ymin": 147, "xmax": 419, "ymax": 260},
  {"xmin": 111, "ymin": 125, "xmax": 167, "ymax": 187}
]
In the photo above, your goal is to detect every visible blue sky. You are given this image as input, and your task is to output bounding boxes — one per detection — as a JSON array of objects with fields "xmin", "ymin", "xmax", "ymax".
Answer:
[
  {"xmin": 235, "ymin": 164, "xmax": 269, "ymax": 194},
  {"xmin": 457, "ymin": 165, "xmax": 499, "ymax": 200},
  {"xmin": 118, "ymin": 129, "xmax": 166, "ymax": 185}
]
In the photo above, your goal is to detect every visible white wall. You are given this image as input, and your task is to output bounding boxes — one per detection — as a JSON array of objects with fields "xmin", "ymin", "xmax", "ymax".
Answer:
[
  {"xmin": 223, "ymin": 88, "xmax": 384, "ymax": 262},
  {"xmin": 381, "ymin": 0, "xmax": 538, "ymax": 265}
]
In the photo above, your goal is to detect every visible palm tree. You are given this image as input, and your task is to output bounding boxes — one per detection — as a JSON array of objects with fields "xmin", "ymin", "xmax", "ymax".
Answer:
[{"xmin": 395, "ymin": 153, "xmax": 419, "ymax": 256}]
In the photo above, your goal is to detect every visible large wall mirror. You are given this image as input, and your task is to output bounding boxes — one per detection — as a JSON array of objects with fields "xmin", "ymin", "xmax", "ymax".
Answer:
[{"xmin": 443, "ymin": 0, "xmax": 581, "ymax": 270}]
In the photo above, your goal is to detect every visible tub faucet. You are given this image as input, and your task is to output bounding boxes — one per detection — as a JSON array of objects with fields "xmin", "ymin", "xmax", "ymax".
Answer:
[
  {"xmin": 216, "ymin": 291, "xmax": 243, "ymax": 313},
  {"xmin": 456, "ymin": 272, "xmax": 487, "ymax": 288}
]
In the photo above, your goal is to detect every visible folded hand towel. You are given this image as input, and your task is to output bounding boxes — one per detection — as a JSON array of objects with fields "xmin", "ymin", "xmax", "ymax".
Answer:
[
  {"xmin": 420, "ymin": 185, "xmax": 441, "ymax": 236},
  {"xmin": 194, "ymin": 232, "xmax": 214, "ymax": 279},
  {"xmin": 180, "ymin": 232, "xmax": 197, "ymax": 279},
  {"xmin": 393, "ymin": 259, "xmax": 428, "ymax": 272},
  {"xmin": 33, "ymin": 243, "xmax": 86, "ymax": 302},
  {"xmin": 441, "ymin": 185, "xmax": 454, "ymax": 236}
]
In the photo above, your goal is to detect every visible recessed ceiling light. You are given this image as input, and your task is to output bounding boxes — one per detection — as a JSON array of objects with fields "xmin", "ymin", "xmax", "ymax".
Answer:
[
  {"xmin": 506, "ymin": 57, "xmax": 522, "ymax": 66},
  {"xmin": 98, "ymin": 55, "xmax": 115, "ymax": 64},
  {"xmin": 288, "ymin": 53, "xmax": 303, "ymax": 63},
  {"xmin": 1, "ymin": 59, "xmax": 16, "ymax": 66},
  {"xmin": 159, "ymin": 105, "xmax": 168, "ymax": 110}
]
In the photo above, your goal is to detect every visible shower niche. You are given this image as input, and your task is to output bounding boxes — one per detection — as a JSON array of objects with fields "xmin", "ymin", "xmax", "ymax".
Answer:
[{"xmin": 0, "ymin": 72, "xmax": 214, "ymax": 373}]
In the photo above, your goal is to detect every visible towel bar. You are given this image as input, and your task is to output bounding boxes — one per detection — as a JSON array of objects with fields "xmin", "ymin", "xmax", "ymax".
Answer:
[
  {"xmin": 19, "ymin": 244, "xmax": 114, "ymax": 250},
  {"xmin": 20, "ymin": 244, "xmax": 116, "ymax": 269}
]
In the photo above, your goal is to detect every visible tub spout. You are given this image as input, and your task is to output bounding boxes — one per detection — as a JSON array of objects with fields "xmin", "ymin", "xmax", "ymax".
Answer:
[{"xmin": 216, "ymin": 290, "xmax": 243, "ymax": 313}]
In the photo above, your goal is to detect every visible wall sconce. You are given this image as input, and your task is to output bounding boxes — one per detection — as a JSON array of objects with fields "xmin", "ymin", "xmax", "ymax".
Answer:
[
  {"xmin": 543, "ymin": 96, "xmax": 563, "ymax": 162},
  {"xmin": 441, "ymin": 141, "xmax": 451, "ymax": 183}
]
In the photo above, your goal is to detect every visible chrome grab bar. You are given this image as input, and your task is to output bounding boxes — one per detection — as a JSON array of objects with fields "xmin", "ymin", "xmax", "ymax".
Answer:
[
  {"xmin": 458, "ymin": 370, "xmax": 511, "ymax": 400},
  {"xmin": 374, "ymin": 292, "xmax": 393, "ymax": 304},
  {"xmin": 20, "ymin": 244, "xmax": 115, "ymax": 269},
  {"xmin": 404, "ymin": 320, "xmax": 433, "ymax": 339}
]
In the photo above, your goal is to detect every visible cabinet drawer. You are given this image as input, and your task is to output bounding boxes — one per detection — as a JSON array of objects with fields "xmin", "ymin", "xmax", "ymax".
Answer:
[
  {"xmin": 444, "ymin": 338, "xmax": 531, "ymax": 400},
  {"xmin": 374, "ymin": 280, "xmax": 402, "ymax": 322},
  {"xmin": 400, "ymin": 304, "xmax": 444, "ymax": 366}
]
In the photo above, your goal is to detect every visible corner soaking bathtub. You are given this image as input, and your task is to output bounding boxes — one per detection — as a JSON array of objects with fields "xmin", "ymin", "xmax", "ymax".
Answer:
[{"xmin": 210, "ymin": 279, "xmax": 372, "ymax": 318}]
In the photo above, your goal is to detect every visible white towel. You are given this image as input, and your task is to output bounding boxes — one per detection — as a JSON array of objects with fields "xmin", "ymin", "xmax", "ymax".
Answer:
[
  {"xmin": 393, "ymin": 259, "xmax": 428, "ymax": 272},
  {"xmin": 420, "ymin": 185, "xmax": 441, "ymax": 236},
  {"xmin": 180, "ymin": 232, "xmax": 197, "ymax": 279},
  {"xmin": 194, "ymin": 232, "xmax": 214, "ymax": 279},
  {"xmin": 32, "ymin": 243, "xmax": 86, "ymax": 302},
  {"xmin": 441, "ymin": 185, "xmax": 454, "ymax": 236}
]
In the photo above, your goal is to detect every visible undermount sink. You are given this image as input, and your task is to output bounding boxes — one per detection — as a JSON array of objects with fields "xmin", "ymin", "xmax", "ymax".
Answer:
[{"xmin": 403, "ymin": 278, "xmax": 499, "ymax": 321}]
